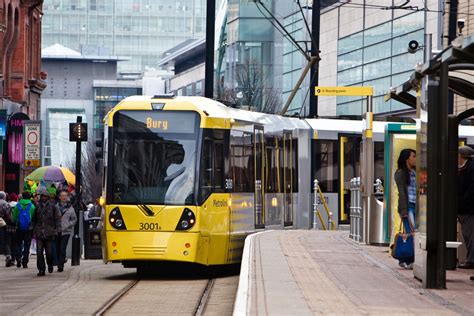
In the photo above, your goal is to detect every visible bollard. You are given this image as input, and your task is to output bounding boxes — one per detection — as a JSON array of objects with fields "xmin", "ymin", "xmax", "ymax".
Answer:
[
  {"xmin": 313, "ymin": 179, "xmax": 319, "ymax": 229},
  {"xmin": 349, "ymin": 178, "xmax": 355, "ymax": 239},
  {"xmin": 355, "ymin": 177, "xmax": 363, "ymax": 242}
]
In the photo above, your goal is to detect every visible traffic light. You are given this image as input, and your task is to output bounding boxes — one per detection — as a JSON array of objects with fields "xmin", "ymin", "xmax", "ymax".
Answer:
[
  {"xmin": 69, "ymin": 122, "xmax": 88, "ymax": 142},
  {"xmin": 95, "ymin": 133, "xmax": 104, "ymax": 173}
]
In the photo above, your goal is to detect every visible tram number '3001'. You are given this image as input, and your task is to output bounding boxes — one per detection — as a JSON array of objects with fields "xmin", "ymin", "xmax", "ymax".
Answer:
[{"xmin": 139, "ymin": 223, "xmax": 160, "ymax": 231}]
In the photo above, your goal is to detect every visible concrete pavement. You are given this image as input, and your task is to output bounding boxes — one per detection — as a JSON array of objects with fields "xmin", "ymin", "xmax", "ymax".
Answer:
[{"xmin": 234, "ymin": 230, "xmax": 474, "ymax": 315}]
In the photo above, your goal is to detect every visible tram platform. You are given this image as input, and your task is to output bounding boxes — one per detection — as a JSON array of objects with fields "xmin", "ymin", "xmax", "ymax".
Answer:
[{"xmin": 234, "ymin": 230, "xmax": 474, "ymax": 315}]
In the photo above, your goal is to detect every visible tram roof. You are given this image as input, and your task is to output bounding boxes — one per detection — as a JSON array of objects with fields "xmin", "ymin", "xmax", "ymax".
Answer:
[
  {"xmin": 105, "ymin": 95, "xmax": 308, "ymax": 131},
  {"xmin": 305, "ymin": 118, "xmax": 389, "ymax": 135}
]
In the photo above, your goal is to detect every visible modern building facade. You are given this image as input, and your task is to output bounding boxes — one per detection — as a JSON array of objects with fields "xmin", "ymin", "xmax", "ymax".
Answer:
[
  {"xmin": 317, "ymin": 0, "xmax": 443, "ymax": 117},
  {"xmin": 1, "ymin": 0, "xmax": 46, "ymax": 193},
  {"xmin": 41, "ymin": 44, "xmax": 141, "ymax": 166},
  {"xmin": 443, "ymin": 0, "xmax": 474, "ymax": 115},
  {"xmin": 41, "ymin": 0, "xmax": 207, "ymax": 73},
  {"xmin": 159, "ymin": 38, "xmax": 205, "ymax": 97},
  {"xmin": 276, "ymin": 0, "xmax": 442, "ymax": 117}
]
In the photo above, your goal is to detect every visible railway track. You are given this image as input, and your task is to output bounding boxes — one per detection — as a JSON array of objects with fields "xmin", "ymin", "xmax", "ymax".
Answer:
[{"xmin": 94, "ymin": 277, "xmax": 215, "ymax": 316}]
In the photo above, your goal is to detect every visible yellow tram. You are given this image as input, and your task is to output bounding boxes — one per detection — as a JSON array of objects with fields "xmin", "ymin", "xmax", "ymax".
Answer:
[{"xmin": 100, "ymin": 95, "xmax": 276, "ymax": 267}]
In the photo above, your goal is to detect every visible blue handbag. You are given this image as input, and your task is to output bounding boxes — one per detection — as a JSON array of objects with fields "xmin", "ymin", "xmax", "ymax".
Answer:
[{"xmin": 391, "ymin": 224, "xmax": 414, "ymax": 260}]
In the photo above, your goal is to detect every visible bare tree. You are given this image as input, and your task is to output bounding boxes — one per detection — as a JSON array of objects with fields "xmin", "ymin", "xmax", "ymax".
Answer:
[
  {"xmin": 217, "ymin": 59, "xmax": 282, "ymax": 113},
  {"xmin": 66, "ymin": 140, "xmax": 102, "ymax": 203}
]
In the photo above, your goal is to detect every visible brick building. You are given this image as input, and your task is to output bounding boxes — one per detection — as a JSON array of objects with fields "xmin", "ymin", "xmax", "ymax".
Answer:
[{"xmin": 0, "ymin": 0, "xmax": 46, "ymax": 192}]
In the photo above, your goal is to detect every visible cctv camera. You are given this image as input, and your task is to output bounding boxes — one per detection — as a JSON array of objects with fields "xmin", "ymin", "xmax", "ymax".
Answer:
[
  {"xmin": 407, "ymin": 40, "xmax": 419, "ymax": 54},
  {"xmin": 458, "ymin": 19, "xmax": 465, "ymax": 30}
]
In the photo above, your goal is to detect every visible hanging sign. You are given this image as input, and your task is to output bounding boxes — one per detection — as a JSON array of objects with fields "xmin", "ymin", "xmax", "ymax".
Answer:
[
  {"xmin": 23, "ymin": 120, "xmax": 41, "ymax": 167},
  {"xmin": 315, "ymin": 86, "xmax": 374, "ymax": 96}
]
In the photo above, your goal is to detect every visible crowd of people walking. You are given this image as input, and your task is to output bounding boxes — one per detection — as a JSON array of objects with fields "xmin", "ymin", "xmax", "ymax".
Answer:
[{"xmin": 0, "ymin": 188, "xmax": 77, "ymax": 276}]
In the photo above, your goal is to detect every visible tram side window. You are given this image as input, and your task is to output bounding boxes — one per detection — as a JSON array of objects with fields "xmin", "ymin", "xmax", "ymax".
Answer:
[
  {"xmin": 245, "ymin": 132, "xmax": 255, "ymax": 192},
  {"xmin": 265, "ymin": 137, "xmax": 277, "ymax": 193},
  {"xmin": 230, "ymin": 130, "xmax": 254, "ymax": 193},
  {"xmin": 314, "ymin": 140, "xmax": 338, "ymax": 193},
  {"xmin": 292, "ymin": 139, "xmax": 298, "ymax": 192},
  {"xmin": 374, "ymin": 142, "xmax": 384, "ymax": 187},
  {"xmin": 201, "ymin": 133, "xmax": 213, "ymax": 198},
  {"xmin": 199, "ymin": 129, "xmax": 227, "ymax": 202}
]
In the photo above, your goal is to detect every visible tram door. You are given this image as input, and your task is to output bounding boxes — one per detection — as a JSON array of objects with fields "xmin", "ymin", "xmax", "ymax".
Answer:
[
  {"xmin": 254, "ymin": 127, "xmax": 265, "ymax": 229},
  {"xmin": 339, "ymin": 135, "xmax": 361, "ymax": 224},
  {"xmin": 283, "ymin": 131, "xmax": 293, "ymax": 227}
]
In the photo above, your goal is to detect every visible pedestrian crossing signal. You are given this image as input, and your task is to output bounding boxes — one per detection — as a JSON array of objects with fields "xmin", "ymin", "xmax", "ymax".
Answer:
[{"xmin": 69, "ymin": 122, "xmax": 88, "ymax": 142}]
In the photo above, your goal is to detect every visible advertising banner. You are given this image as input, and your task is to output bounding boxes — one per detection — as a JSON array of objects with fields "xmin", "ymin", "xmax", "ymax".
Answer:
[{"xmin": 0, "ymin": 109, "xmax": 7, "ymax": 137}]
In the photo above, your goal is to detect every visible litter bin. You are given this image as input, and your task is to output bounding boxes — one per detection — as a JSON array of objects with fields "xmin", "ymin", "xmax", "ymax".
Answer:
[
  {"xmin": 83, "ymin": 217, "xmax": 102, "ymax": 259},
  {"xmin": 369, "ymin": 179, "xmax": 387, "ymax": 245}
]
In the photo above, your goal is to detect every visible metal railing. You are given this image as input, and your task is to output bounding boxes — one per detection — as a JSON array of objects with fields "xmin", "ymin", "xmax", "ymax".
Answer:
[
  {"xmin": 312, "ymin": 179, "xmax": 335, "ymax": 230},
  {"xmin": 349, "ymin": 177, "xmax": 362, "ymax": 241}
]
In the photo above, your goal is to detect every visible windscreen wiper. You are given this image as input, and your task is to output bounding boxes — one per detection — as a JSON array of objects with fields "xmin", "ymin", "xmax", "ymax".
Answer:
[{"xmin": 138, "ymin": 204, "xmax": 155, "ymax": 216}]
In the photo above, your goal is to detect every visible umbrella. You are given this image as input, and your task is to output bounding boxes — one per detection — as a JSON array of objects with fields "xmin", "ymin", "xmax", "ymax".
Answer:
[{"xmin": 25, "ymin": 166, "xmax": 76, "ymax": 186}]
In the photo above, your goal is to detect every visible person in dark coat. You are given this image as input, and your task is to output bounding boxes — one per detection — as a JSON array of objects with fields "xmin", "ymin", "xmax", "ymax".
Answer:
[
  {"xmin": 394, "ymin": 148, "xmax": 416, "ymax": 269},
  {"xmin": 55, "ymin": 190, "xmax": 77, "ymax": 272},
  {"xmin": 0, "ymin": 191, "xmax": 15, "ymax": 267},
  {"xmin": 33, "ymin": 187, "xmax": 61, "ymax": 276},
  {"xmin": 457, "ymin": 146, "xmax": 474, "ymax": 269}
]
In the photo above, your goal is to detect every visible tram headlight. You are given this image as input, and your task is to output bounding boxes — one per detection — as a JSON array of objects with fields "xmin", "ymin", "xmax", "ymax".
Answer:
[
  {"xmin": 109, "ymin": 207, "xmax": 127, "ymax": 230},
  {"xmin": 175, "ymin": 208, "xmax": 196, "ymax": 231}
]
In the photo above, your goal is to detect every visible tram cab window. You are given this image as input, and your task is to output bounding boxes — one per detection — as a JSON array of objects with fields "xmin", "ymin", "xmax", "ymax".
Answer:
[{"xmin": 111, "ymin": 111, "xmax": 199, "ymax": 205}]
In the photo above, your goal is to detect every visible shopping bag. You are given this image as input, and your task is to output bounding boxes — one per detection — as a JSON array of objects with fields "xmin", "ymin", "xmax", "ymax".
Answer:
[{"xmin": 391, "ymin": 231, "xmax": 414, "ymax": 260}]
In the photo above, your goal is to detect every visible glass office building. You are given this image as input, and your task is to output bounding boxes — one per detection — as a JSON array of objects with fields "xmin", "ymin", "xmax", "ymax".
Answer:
[
  {"xmin": 42, "ymin": 0, "xmax": 207, "ymax": 72},
  {"xmin": 336, "ymin": 12, "xmax": 424, "ymax": 115}
]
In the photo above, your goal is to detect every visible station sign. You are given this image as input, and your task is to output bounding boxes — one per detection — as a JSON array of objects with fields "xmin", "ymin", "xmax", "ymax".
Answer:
[
  {"xmin": 23, "ymin": 121, "xmax": 41, "ymax": 168},
  {"xmin": 315, "ymin": 86, "xmax": 373, "ymax": 96}
]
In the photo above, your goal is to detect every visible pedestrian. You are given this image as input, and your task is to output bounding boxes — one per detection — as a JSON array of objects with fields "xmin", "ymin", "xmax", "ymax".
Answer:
[
  {"xmin": 33, "ymin": 187, "xmax": 61, "ymax": 276},
  {"xmin": 12, "ymin": 191, "xmax": 35, "ymax": 268},
  {"xmin": 8, "ymin": 193, "xmax": 18, "ymax": 208},
  {"xmin": 457, "ymin": 145, "xmax": 474, "ymax": 269},
  {"xmin": 0, "ymin": 191, "xmax": 15, "ymax": 267},
  {"xmin": 55, "ymin": 190, "xmax": 77, "ymax": 272},
  {"xmin": 394, "ymin": 148, "xmax": 416, "ymax": 269}
]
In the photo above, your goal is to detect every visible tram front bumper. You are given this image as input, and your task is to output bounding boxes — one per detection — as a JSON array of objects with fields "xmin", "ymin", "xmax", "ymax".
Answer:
[{"xmin": 104, "ymin": 231, "xmax": 208, "ymax": 264}]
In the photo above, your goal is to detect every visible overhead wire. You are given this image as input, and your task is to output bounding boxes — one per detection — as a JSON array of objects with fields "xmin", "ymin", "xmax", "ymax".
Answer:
[
  {"xmin": 255, "ymin": 1, "xmax": 310, "ymax": 60},
  {"xmin": 336, "ymin": 1, "xmax": 474, "ymax": 16},
  {"xmin": 296, "ymin": 0, "xmax": 318, "ymax": 52}
]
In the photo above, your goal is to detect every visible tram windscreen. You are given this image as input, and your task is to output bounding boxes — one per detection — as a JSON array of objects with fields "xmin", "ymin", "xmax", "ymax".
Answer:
[{"xmin": 111, "ymin": 110, "xmax": 199, "ymax": 205}]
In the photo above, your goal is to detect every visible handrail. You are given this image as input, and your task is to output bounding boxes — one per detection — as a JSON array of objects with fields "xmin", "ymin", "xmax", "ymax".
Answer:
[{"xmin": 317, "ymin": 185, "xmax": 336, "ymax": 230}]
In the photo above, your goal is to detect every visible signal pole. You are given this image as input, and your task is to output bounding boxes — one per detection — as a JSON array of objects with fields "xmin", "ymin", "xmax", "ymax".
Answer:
[
  {"xmin": 70, "ymin": 116, "xmax": 87, "ymax": 266},
  {"xmin": 205, "ymin": 0, "xmax": 216, "ymax": 98},
  {"xmin": 309, "ymin": 0, "xmax": 321, "ymax": 118}
]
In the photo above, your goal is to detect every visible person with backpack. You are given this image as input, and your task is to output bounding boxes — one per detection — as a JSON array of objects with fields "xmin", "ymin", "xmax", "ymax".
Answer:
[
  {"xmin": 0, "ymin": 191, "xmax": 15, "ymax": 267},
  {"xmin": 33, "ymin": 187, "xmax": 61, "ymax": 276},
  {"xmin": 12, "ymin": 191, "xmax": 36, "ymax": 268},
  {"xmin": 55, "ymin": 190, "xmax": 77, "ymax": 272}
]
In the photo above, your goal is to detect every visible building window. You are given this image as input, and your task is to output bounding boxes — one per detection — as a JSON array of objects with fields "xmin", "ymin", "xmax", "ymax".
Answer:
[
  {"xmin": 185, "ymin": 84, "xmax": 193, "ymax": 96},
  {"xmin": 195, "ymin": 81, "xmax": 203, "ymax": 96}
]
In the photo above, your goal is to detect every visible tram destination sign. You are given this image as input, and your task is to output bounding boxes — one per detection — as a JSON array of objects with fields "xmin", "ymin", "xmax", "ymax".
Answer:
[{"xmin": 315, "ymin": 86, "xmax": 373, "ymax": 96}]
